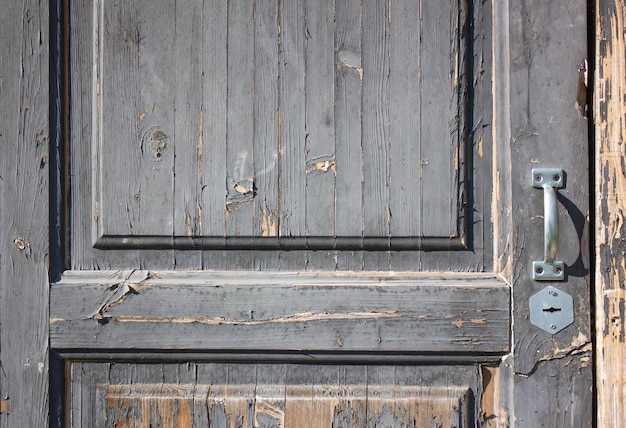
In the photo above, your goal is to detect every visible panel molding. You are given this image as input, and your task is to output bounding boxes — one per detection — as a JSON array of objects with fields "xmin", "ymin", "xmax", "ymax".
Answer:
[
  {"xmin": 84, "ymin": 0, "xmax": 473, "ymax": 252},
  {"xmin": 93, "ymin": 234, "xmax": 467, "ymax": 250}
]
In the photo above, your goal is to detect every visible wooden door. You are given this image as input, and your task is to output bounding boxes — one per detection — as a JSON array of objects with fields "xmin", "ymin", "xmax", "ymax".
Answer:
[{"xmin": 0, "ymin": 0, "xmax": 592, "ymax": 426}]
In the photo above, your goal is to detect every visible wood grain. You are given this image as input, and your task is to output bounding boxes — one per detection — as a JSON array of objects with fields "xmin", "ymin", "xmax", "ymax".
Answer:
[
  {"xmin": 0, "ymin": 0, "xmax": 50, "ymax": 425},
  {"xmin": 595, "ymin": 0, "xmax": 626, "ymax": 425},
  {"xmin": 495, "ymin": 0, "xmax": 593, "ymax": 425},
  {"xmin": 51, "ymin": 270, "xmax": 510, "ymax": 354},
  {"xmin": 72, "ymin": 0, "xmax": 482, "ymax": 266},
  {"xmin": 72, "ymin": 363, "xmax": 481, "ymax": 427}
]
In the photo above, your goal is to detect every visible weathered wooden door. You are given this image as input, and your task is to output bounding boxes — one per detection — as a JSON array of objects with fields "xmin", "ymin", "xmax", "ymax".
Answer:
[{"xmin": 41, "ymin": 0, "xmax": 592, "ymax": 426}]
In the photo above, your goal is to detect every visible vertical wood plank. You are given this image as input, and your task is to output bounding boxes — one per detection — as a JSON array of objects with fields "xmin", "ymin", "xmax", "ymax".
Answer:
[
  {"xmin": 0, "ymin": 0, "xmax": 49, "ymax": 425},
  {"xmin": 200, "ymin": 0, "xmax": 229, "ymax": 270},
  {"xmin": 334, "ymin": 0, "xmax": 364, "ymax": 270},
  {"xmin": 253, "ymin": 0, "xmax": 280, "ymax": 245},
  {"xmin": 499, "ymin": 0, "xmax": 592, "ymax": 425},
  {"xmin": 361, "ymin": 0, "xmax": 391, "ymax": 270},
  {"xmin": 75, "ymin": 0, "xmax": 173, "ymax": 269},
  {"xmin": 201, "ymin": 0, "xmax": 228, "ymax": 239},
  {"xmin": 100, "ymin": 0, "xmax": 176, "ymax": 236},
  {"xmin": 226, "ymin": 0, "xmax": 256, "ymax": 238},
  {"xmin": 78, "ymin": 362, "xmax": 109, "ymax": 427},
  {"xmin": 194, "ymin": 363, "xmax": 219, "ymax": 426},
  {"xmin": 388, "ymin": 0, "xmax": 422, "ymax": 271},
  {"xmin": 304, "ymin": 0, "xmax": 336, "ymax": 270},
  {"xmin": 173, "ymin": 0, "xmax": 204, "ymax": 268},
  {"xmin": 388, "ymin": 0, "xmax": 421, "ymax": 240},
  {"xmin": 418, "ymin": 0, "xmax": 457, "ymax": 272},
  {"xmin": 279, "ymin": 0, "xmax": 307, "ymax": 239},
  {"xmin": 595, "ymin": 0, "xmax": 626, "ymax": 425},
  {"xmin": 254, "ymin": 365, "xmax": 286, "ymax": 427}
]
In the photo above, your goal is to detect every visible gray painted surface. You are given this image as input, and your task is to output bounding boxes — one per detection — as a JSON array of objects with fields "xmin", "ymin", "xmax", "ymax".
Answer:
[
  {"xmin": 69, "ymin": 0, "xmax": 489, "ymax": 271},
  {"xmin": 493, "ymin": 0, "xmax": 593, "ymax": 425},
  {"xmin": 51, "ymin": 270, "xmax": 510, "ymax": 353},
  {"xmin": 0, "ymin": 0, "xmax": 594, "ymax": 425},
  {"xmin": 0, "ymin": 0, "xmax": 50, "ymax": 426}
]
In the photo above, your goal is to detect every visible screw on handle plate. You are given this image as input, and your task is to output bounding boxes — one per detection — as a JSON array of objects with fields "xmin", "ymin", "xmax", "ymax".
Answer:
[{"xmin": 531, "ymin": 168, "xmax": 565, "ymax": 280}]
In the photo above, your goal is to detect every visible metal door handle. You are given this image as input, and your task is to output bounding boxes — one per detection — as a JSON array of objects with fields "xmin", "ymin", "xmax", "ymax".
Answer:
[{"xmin": 532, "ymin": 168, "xmax": 565, "ymax": 280}]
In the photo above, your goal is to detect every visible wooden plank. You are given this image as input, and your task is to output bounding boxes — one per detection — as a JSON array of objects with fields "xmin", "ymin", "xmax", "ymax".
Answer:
[
  {"xmin": 417, "ymin": 0, "xmax": 459, "ymax": 272},
  {"xmin": 388, "ymin": 0, "xmax": 421, "ymax": 223},
  {"xmin": 50, "ymin": 271, "xmax": 510, "ymax": 353},
  {"xmin": 173, "ymin": 0, "xmax": 204, "ymax": 268},
  {"xmin": 99, "ymin": 0, "xmax": 177, "ymax": 236},
  {"xmin": 595, "ymin": 0, "xmax": 626, "ymax": 425},
  {"xmin": 495, "ymin": 0, "xmax": 593, "ymax": 424},
  {"xmin": 225, "ymin": 0, "xmax": 255, "ymax": 237},
  {"xmin": 253, "ymin": 0, "xmax": 280, "ymax": 245},
  {"xmin": 0, "ymin": 0, "xmax": 49, "ymax": 425},
  {"xmin": 388, "ymin": 0, "xmax": 421, "ymax": 272},
  {"xmin": 70, "ymin": 0, "xmax": 174, "ymax": 269},
  {"xmin": 200, "ymin": 0, "xmax": 228, "ymax": 240},
  {"xmin": 278, "ymin": 0, "xmax": 307, "ymax": 239},
  {"xmin": 304, "ymin": 0, "xmax": 335, "ymax": 264},
  {"xmin": 334, "ymin": 0, "xmax": 363, "ymax": 270},
  {"xmin": 361, "ymin": 0, "xmax": 390, "ymax": 270},
  {"xmin": 420, "ymin": 0, "xmax": 458, "ymax": 240},
  {"xmin": 75, "ymin": 362, "xmax": 109, "ymax": 427}
]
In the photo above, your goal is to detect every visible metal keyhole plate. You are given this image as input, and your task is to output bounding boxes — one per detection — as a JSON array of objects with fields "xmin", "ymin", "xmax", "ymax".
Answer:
[{"xmin": 529, "ymin": 286, "xmax": 574, "ymax": 334}]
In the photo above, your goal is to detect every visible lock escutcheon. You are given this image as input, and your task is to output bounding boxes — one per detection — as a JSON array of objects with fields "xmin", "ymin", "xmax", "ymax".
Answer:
[{"xmin": 529, "ymin": 286, "xmax": 574, "ymax": 334}]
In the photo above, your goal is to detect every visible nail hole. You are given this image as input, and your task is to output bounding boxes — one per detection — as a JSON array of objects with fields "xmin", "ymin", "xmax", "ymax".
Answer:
[{"xmin": 553, "ymin": 174, "xmax": 561, "ymax": 182}]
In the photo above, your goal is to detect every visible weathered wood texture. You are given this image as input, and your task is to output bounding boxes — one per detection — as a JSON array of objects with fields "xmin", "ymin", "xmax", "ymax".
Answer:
[
  {"xmin": 51, "ymin": 270, "xmax": 509, "ymax": 354},
  {"xmin": 0, "ymin": 0, "xmax": 50, "ymax": 426},
  {"xmin": 70, "ymin": 362, "xmax": 481, "ymax": 427},
  {"xmin": 493, "ymin": 0, "xmax": 593, "ymax": 425},
  {"xmin": 67, "ymin": 0, "xmax": 491, "ymax": 272},
  {"xmin": 595, "ymin": 0, "xmax": 626, "ymax": 425}
]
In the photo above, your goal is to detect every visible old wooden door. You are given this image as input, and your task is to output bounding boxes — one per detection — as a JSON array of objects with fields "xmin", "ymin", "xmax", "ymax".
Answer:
[{"xmin": 39, "ymin": 0, "xmax": 593, "ymax": 426}]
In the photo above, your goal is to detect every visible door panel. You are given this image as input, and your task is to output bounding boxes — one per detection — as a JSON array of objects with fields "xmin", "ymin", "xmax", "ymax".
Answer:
[
  {"xmin": 69, "ymin": 0, "xmax": 490, "ymax": 272},
  {"xmin": 91, "ymin": 0, "xmax": 466, "ymax": 246},
  {"xmin": 71, "ymin": 363, "xmax": 479, "ymax": 427}
]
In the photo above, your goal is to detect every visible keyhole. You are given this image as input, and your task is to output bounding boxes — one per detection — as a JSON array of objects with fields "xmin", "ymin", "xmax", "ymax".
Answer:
[{"xmin": 543, "ymin": 307, "xmax": 562, "ymax": 313}]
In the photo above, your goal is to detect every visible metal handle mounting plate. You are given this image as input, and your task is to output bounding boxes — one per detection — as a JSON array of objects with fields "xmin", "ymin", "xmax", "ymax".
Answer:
[{"xmin": 531, "ymin": 168, "xmax": 565, "ymax": 280}]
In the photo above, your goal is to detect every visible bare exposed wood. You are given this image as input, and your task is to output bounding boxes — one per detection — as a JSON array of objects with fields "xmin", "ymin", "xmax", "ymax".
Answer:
[
  {"xmin": 72, "ymin": 363, "xmax": 482, "ymax": 427},
  {"xmin": 595, "ymin": 0, "xmax": 626, "ymax": 425}
]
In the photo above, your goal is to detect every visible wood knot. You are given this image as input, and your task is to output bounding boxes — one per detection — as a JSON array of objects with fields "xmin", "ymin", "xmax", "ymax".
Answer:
[
  {"xmin": 13, "ymin": 237, "xmax": 28, "ymax": 250},
  {"xmin": 149, "ymin": 129, "xmax": 169, "ymax": 158}
]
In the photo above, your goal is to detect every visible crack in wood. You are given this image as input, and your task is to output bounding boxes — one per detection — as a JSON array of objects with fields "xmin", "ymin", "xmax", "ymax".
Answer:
[{"xmin": 514, "ymin": 335, "xmax": 592, "ymax": 378}]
